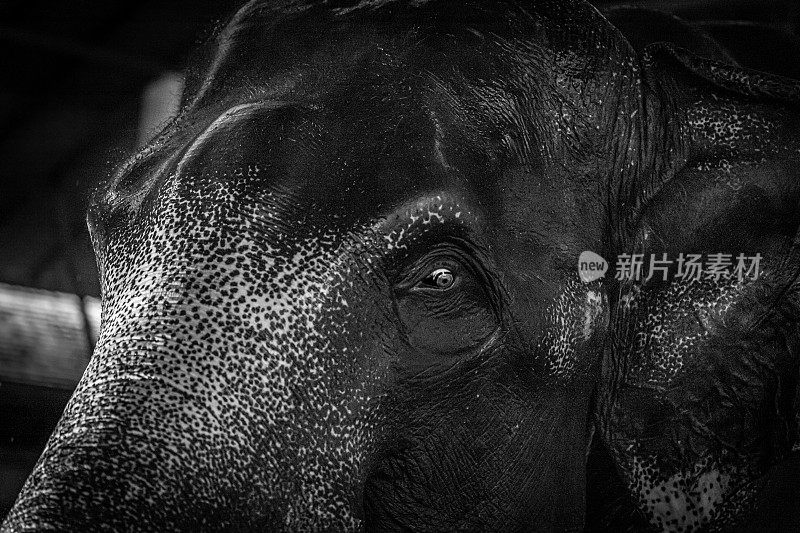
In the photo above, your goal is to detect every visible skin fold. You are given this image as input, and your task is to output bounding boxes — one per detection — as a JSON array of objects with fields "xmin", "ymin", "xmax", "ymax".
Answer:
[{"xmin": 2, "ymin": 1, "xmax": 798, "ymax": 531}]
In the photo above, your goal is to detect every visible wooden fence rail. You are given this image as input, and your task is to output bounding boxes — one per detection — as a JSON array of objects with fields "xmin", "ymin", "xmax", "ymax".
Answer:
[{"xmin": 0, "ymin": 283, "xmax": 99, "ymax": 389}]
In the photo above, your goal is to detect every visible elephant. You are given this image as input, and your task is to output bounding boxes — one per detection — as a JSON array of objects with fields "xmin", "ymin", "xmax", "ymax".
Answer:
[{"xmin": 3, "ymin": 0, "xmax": 799, "ymax": 531}]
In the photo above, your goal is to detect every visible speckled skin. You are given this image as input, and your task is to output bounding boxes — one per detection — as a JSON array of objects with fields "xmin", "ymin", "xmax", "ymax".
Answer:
[
  {"xmin": 2, "ymin": 1, "xmax": 799, "ymax": 532},
  {"xmin": 598, "ymin": 7, "xmax": 800, "ymax": 533}
]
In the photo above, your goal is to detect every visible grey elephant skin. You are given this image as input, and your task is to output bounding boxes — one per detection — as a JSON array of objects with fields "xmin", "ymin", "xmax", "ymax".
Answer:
[{"xmin": 3, "ymin": 1, "xmax": 800, "ymax": 531}]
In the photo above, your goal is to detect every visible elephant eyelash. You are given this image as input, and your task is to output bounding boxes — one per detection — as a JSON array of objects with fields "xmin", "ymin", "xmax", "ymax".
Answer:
[
  {"xmin": 417, "ymin": 266, "xmax": 461, "ymax": 292},
  {"xmin": 412, "ymin": 265, "xmax": 463, "ymax": 293},
  {"xmin": 393, "ymin": 252, "xmax": 466, "ymax": 293}
]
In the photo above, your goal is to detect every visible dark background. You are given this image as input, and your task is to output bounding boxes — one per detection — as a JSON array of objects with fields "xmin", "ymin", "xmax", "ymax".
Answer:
[{"xmin": 1, "ymin": 0, "xmax": 798, "ymax": 519}]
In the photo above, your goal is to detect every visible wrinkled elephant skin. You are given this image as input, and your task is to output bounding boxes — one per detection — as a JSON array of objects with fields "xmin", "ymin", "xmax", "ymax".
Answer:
[{"xmin": 3, "ymin": 1, "xmax": 800, "ymax": 532}]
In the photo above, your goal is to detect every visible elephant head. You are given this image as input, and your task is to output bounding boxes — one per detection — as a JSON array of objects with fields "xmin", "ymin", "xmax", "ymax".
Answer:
[
  {"xmin": 3, "ymin": 1, "xmax": 629, "ymax": 530},
  {"xmin": 2, "ymin": 1, "xmax": 799, "ymax": 532}
]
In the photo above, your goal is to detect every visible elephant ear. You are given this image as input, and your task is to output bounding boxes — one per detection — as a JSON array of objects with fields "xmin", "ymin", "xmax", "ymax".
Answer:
[
  {"xmin": 697, "ymin": 21, "xmax": 800, "ymax": 80},
  {"xmin": 602, "ymin": 6, "xmax": 736, "ymax": 64},
  {"xmin": 632, "ymin": 42, "xmax": 800, "ymax": 249},
  {"xmin": 599, "ymin": 43, "xmax": 800, "ymax": 530}
]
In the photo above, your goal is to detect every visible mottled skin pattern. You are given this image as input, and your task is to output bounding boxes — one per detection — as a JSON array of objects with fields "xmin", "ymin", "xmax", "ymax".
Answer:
[
  {"xmin": 2, "ymin": 1, "xmax": 799, "ymax": 532},
  {"xmin": 598, "ymin": 7, "xmax": 800, "ymax": 533}
]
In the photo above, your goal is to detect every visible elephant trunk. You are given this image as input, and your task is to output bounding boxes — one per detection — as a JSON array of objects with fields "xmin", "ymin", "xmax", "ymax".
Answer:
[
  {"xmin": 1, "ymin": 321, "xmax": 356, "ymax": 531},
  {"xmin": 2, "ymin": 359, "xmax": 253, "ymax": 531}
]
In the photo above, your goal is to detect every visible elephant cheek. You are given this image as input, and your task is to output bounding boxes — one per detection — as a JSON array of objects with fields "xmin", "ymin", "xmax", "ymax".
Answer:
[{"xmin": 541, "ymin": 281, "xmax": 609, "ymax": 378}]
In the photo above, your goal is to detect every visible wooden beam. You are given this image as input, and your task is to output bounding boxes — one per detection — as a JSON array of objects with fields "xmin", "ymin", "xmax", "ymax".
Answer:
[
  {"xmin": 137, "ymin": 71, "xmax": 183, "ymax": 147},
  {"xmin": 0, "ymin": 283, "xmax": 98, "ymax": 389}
]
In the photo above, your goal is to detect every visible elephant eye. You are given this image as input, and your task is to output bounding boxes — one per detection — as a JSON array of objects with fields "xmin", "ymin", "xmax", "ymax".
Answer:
[
  {"xmin": 418, "ymin": 267, "xmax": 458, "ymax": 291},
  {"xmin": 394, "ymin": 251, "xmax": 499, "ymax": 360}
]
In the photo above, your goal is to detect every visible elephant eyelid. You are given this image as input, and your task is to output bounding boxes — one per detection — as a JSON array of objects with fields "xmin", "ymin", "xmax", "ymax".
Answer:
[
  {"xmin": 393, "ymin": 249, "xmax": 474, "ymax": 294},
  {"xmin": 411, "ymin": 266, "xmax": 462, "ymax": 293}
]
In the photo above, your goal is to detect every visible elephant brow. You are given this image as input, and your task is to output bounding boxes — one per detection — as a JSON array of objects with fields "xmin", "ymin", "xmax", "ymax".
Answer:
[
  {"xmin": 112, "ymin": 99, "xmax": 311, "ymax": 193},
  {"xmin": 172, "ymin": 99, "xmax": 310, "ymax": 177}
]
